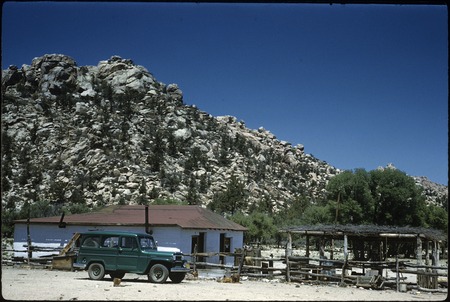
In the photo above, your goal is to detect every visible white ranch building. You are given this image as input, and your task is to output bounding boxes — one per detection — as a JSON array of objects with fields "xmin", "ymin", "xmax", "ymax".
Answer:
[{"xmin": 13, "ymin": 205, "xmax": 247, "ymax": 265}]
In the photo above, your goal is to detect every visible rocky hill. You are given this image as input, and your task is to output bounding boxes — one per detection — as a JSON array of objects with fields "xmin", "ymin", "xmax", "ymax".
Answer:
[
  {"xmin": 1, "ymin": 54, "xmax": 447, "ymax": 215},
  {"xmin": 412, "ymin": 176, "xmax": 448, "ymax": 207}
]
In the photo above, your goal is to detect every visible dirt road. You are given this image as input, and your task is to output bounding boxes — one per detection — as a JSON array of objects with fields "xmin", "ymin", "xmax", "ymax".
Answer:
[{"xmin": 1, "ymin": 266, "xmax": 446, "ymax": 301}]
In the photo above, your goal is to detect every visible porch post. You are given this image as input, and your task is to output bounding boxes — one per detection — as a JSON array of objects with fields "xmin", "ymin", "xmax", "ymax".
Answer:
[{"xmin": 416, "ymin": 235, "xmax": 422, "ymax": 265}]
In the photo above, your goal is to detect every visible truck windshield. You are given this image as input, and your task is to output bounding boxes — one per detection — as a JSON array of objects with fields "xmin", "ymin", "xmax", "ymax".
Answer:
[{"xmin": 139, "ymin": 236, "xmax": 156, "ymax": 250}]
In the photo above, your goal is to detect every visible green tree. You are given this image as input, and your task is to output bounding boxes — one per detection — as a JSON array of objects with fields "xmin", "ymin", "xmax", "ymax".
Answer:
[
  {"xmin": 326, "ymin": 169, "xmax": 374, "ymax": 224},
  {"xmin": 148, "ymin": 130, "xmax": 165, "ymax": 172},
  {"xmin": 231, "ymin": 211, "xmax": 277, "ymax": 244},
  {"xmin": 18, "ymin": 200, "xmax": 59, "ymax": 219},
  {"xmin": 139, "ymin": 179, "xmax": 147, "ymax": 195},
  {"xmin": 324, "ymin": 168, "xmax": 431, "ymax": 228},
  {"xmin": 136, "ymin": 196, "xmax": 148, "ymax": 205},
  {"xmin": 207, "ymin": 175, "xmax": 247, "ymax": 215},
  {"xmin": 218, "ymin": 134, "xmax": 231, "ymax": 166},
  {"xmin": 186, "ymin": 174, "xmax": 200, "ymax": 205},
  {"xmin": 300, "ymin": 204, "xmax": 333, "ymax": 225},
  {"xmin": 424, "ymin": 204, "xmax": 448, "ymax": 232},
  {"xmin": 149, "ymin": 186, "xmax": 159, "ymax": 199},
  {"xmin": 63, "ymin": 203, "xmax": 91, "ymax": 214},
  {"xmin": 274, "ymin": 195, "xmax": 311, "ymax": 227},
  {"xmin": 198, "ymin": 173, "xmax": 208, "ymax": 193},
  {"xmin": 329, "ymin": 199, "xmax": 364, "ymax": 224},
  {"xmin": 369, "ymin": 168, "xmax": 426, "ymax": 226},
  {"xmin": 152, "ymin": 198, "xmax": 188, "ymax": 205},
  {"xmin": 249, "ymin": 194, "xmax": 275, "ymax": 215},
  {"xmin": 1, "ymin": 205, "xmax": 18, "ymax": 237}
]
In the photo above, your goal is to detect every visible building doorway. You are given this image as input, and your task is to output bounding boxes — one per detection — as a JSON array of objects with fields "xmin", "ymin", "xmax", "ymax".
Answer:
[
  {"xmin": 220, "ymin": 233, "xmax": 231, "ymax": 264},
  {"xmin": 192, "ymin": 232, "xmax": 205, "ymax": 263}
]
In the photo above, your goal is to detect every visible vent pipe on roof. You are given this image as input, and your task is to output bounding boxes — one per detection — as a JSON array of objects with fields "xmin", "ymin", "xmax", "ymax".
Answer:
[
  {"xmin": 58, "ymin": 212, "xmax": 66, "ymax": 228},
  {"xmin": 145, "ymin": 205, "xmax": 153, "ymax": 235}
]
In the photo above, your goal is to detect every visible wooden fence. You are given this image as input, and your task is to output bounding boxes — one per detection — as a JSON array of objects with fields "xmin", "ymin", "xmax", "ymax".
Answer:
[
  {"xmin": 186, "ymin": 248, "xmax": 448, "ymax": 292},
  {"xmin": 4, "ymin": 245, "xmax": 447, "ymax": 292}
]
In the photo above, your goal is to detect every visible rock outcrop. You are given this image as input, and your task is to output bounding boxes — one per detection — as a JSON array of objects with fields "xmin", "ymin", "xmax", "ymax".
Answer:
[{"xmin": 1, "ymin": 54, "xmax": 447, "ymax": 214}]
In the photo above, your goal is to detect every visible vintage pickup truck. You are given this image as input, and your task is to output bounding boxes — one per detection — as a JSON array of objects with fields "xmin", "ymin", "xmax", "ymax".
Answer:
[{"xmin": 73, "ymin": 231, "xmax": 190, "ymax": 283}]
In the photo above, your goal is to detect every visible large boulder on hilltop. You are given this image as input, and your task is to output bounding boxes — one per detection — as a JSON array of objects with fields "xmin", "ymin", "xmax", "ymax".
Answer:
[
  {"xmin": 31, "ymin": 54, "xmax": 77, "ymax": 73},
  {"xmin": 77, "ymin": 66, "xmax": 98, "ymax": 97},
  {"xmin": 30, "ymin": 54, "xmax": 78, "ymax": 98},
  {"xmin": 1, "ymin": 65, "xmax": 23, "ymax": 87},
  {"xmin": 166, "ymin": 83, "xmax": 183, "ymax": 102},
  {"xmin": 2, "ymin": 54, "xmax": 158, "ymax": 100},
  {"xmin": 97, "ymin": 55, "xmax": 155, "ymax": 94},
  {"xmin": 31, "ymin": 53, "xmax": 76, "ymax": 66}
]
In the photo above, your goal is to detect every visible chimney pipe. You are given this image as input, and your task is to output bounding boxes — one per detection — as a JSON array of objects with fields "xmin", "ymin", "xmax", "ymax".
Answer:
[
  {"xmin": 58, "ymin": 212, "xmax": 66, "ymax": 228},
  {"xmin": 145, "ymin": 205, "xmax": 152, "ymax": 235}
]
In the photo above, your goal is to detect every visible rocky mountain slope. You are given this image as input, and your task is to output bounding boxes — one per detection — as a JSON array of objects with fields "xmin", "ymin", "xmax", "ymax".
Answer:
[{"xmin": 1, "ymin": 54, "xmax": 447, "ymax": 214}]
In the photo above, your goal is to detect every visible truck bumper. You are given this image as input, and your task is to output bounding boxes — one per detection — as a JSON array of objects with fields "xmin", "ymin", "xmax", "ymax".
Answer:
[
  {"xmin": 72, "ymin": 263, "xmax": 86, "ymax": 270},
  {"xmin": 170, "ymin": 267, "xmax": 191, "ymax": 273}
]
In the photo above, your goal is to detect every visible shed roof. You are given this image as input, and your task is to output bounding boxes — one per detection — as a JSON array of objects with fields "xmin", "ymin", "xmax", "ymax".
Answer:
[
  {"xmin": 279, "ymin": 224, "xmax": 446, "ymax": 241},
  {"xmin": 14, "ymin": 205, "xmax": 247, "ymax": 231}
]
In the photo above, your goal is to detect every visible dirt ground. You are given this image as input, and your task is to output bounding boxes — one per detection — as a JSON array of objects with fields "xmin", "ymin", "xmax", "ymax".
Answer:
[{"xmin": 1, "ymin": 265, "xmax": 447, "ymax": 301}]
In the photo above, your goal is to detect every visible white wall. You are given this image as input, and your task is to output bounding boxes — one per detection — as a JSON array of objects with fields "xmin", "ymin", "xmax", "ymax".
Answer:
[{"xmin": 13, "ymin": 223, "xmax": 244, "ymax": 264}]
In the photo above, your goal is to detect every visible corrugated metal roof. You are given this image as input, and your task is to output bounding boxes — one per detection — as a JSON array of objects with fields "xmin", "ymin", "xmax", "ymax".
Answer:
[{"xmin": 14, "ymin": 205, "xmax": 247, "ymax": 231}]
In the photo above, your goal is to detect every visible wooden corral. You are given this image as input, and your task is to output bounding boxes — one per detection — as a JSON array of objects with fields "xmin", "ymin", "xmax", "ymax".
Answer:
[
  {"xmin": 279, "ymin": 224, "xmax": 447, "ymax": 292},
  {"xmin": 185, "ymin": 225, "xmax": 447, "ymax": 293}
]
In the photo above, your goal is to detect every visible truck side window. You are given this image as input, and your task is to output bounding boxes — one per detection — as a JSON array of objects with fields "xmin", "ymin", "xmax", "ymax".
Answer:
[
  {"xmin": 139, "ymin": 237, "xmax": 155, "ymax": 249},
  {"xmin": 121, "ymin": 237, "xmax": 137, "ymax": 249},
  {"xmin": 82, "ymin": 236, "xmax": 100, "ymax": 248},
  {"xmin": 102, "ymin": 236, "xmax": 119, "ymax": 248}
]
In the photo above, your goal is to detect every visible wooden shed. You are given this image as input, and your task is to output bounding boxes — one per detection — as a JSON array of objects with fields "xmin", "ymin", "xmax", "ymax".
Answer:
[
  {"xmin": 13, "ymin": 205, "xmax": 247, "ymax": 265},
  {"xmin": 280, "ymin": 224, "xmax": 446, "ymax": 262},
  {"xmin": 279, "ymin": 224, "xmax": 447, "ymax": 290}
]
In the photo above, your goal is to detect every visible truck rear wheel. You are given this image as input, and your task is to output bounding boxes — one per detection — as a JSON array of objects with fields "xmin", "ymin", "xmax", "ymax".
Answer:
[
  {"xmin": 88, "ymin": 263, "xmax": 105, "ymax": 280},
  {"xmin": 148, "ymin": 264, "xmax": 169, "ymax": 283}
]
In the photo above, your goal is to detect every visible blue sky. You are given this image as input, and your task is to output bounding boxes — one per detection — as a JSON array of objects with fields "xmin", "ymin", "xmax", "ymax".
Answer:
[{"xmin": 2, "ymin": 2, "xmax": 448, "ymax": 185}]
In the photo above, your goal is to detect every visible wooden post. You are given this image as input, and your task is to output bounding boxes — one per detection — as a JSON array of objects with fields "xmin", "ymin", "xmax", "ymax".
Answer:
[
  {"xmin": 193, "ymin": 244, "xmax": 197, "ymax": 275},
  {"xmin": 343, "ymin": 234, "xmax": 348, "ymax": 279},
  {"xmin": 416, "ymin": 235, "xmax": 423, "ymax": 265},
  {"xmin": 383, "ymin": 237, "xmax": 387, "ymax": 261},
  {"xmin": 434, "ymin": 241, "xmax": 441, "ymax": 289},
  {"xmin": 395, "ymin": 255, "xmax": 399, "ymax": 292},
  {"xmin": 305, "ymin": 235, "xmax": 310, "ymax": 261},
  {"xmin": 343, "ymin": 234, "xmax": 348, "ymax": 260},
  {"xmin": 432, "ymin": 240, "xmax": 438, "ymax": 266},
  {"xmin": 377, "ymin": 239, "xmax": 383, "ymax": 275},
  {"xmin": 285, "ymin": 232, "xmax": 292, "ymax": 282},
  {"xmin": 432, "ymin": 240, "xmax": 438, "ymax": 289},
  {"xmin": 27, "ymin": 217, "xmax": 32, "ymax": 263},
  {"xmin": 286, "ymin": 232, "xmax": 292, "ymax": 257},
  {"xmin": 330, "ymin": 239, "xmax": 334, "ymax": 260},
  {"xmin": 384, "ymin": 237, "xmax": 388, "ymax": 278},
  {"xmin": 340, "ymin": 242, "xmax": 348, "ymax": 287},
  {"xmin": 236, "ymin": 247, "xmax": 246, "ymax": 282},
  {"xmin": 285, "ymin": 249, "xmax": 291, "ymax": 282},
  {"xmin": 425, "ymin": 240, "xmax": 430, "ymax": 266},
  {"xmin": 379, "ymin": 239, "xmax": 383, "ymax": 262},
  {"xmin": 319, "ymin": 237, "xmax": 325, "ymax": 258},
  {"xmin": 416, "ymin": 236, "xmax": 424, "ymax": 288}
]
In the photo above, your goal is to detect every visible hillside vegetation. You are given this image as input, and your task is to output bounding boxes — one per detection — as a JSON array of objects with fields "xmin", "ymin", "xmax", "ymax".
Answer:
[{"xmin": 2, "ymin": 54, "xmax": 447, "ymax": 238}]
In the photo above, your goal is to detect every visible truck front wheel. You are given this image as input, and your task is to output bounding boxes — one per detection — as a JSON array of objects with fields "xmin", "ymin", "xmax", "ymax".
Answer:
[
  {"xmin": 148, "ymin": 264, "xmax": 169, "ymax": 283},
  {"xmin": 88, "ymin": 263, "xmax": 105, "ymax": 280}
]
